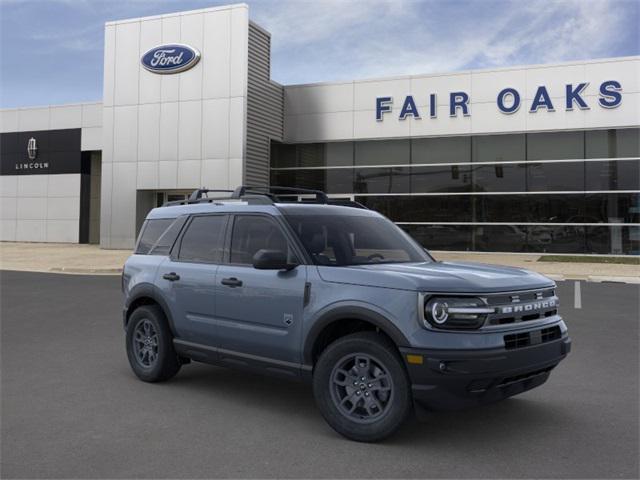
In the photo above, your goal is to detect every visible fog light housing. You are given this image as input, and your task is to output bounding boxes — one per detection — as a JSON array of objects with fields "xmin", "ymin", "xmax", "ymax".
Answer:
[{"xmin": 424, "ymin": 297, "xmax": 493, "ymax": 330}]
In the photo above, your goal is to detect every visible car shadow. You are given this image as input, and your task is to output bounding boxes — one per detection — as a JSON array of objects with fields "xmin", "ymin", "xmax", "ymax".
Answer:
[{"xmin": 161, "ymin": 362, "xmax": 572, "ymax": 445}]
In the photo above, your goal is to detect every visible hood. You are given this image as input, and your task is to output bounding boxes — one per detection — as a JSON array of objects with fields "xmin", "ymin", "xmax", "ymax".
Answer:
[{"xmin": 316, "ymin": 261, "xmax": 554, "ymax": 293}]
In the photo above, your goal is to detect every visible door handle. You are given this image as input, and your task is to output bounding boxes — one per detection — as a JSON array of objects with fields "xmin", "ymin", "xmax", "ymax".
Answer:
[
  {"xmin": 221, "ymin": 277, "xmax": 243, "ymax": 287},
  {"xmin": 162, "ymin": 272, "xmax": 180, "ymax": 282}
]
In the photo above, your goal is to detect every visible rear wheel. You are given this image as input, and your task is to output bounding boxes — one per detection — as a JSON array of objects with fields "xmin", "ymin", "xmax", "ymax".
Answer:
[
  {"xmin": 313, "ymin": 332, "xmax": 411, "ymax": 442},
  {"xmin": 126, "ymin": 305, "xmax": 181, "ymax": 382}
]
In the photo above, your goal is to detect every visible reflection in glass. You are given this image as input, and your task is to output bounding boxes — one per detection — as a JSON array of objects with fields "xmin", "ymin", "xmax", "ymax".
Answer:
[
  {"xmin": 585, "ymin": 160, "xmax": 640, "ymax": 190},
  {"xmin": 527, "ymin": 131, "xmax": 584, "ymax": 160},
  {"xmin": 472, "ymin": 164, "xmax": 526, "ymax": 192},
  {"xmin": 472, "ymin": 134, "xmax": 525, "ymax": 163},
  {"xmin": 411, "ymin": 165, "xmax": 473, "ymax": 193},
  {"xmin": 527, "ymin": 162, "xmax": 585, "ymax": 191},
  {"xmin": 412, "ymin": 137, "xmax": 471, "ymax": 164},
  {"xmin": 355, "ymin": 140, "xmax": 410, "ymax": 165}
]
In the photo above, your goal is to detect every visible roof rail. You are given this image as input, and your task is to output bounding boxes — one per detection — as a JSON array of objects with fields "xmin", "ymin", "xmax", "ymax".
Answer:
[
  {"xmin": 233, "ymin": 186, "xmax": 329, "ymax": 204},
  {"xmin": 161, "ymin": 186, "xmax": 366, "ymax": 209},
  {"xmin": 188, "ymin": 189, "xmax": 235, "ymax": 203}
]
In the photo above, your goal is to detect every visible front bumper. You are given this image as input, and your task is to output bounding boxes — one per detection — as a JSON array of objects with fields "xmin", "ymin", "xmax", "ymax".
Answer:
[{"xmin": 400, "ymin": 334, "xmax": 571, "ymax": 410}]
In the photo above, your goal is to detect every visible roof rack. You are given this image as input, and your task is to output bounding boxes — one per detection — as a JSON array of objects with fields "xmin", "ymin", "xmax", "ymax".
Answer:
[{"xmin": 161, "ymin": 186, "xmax": 367, "ymax": 209}]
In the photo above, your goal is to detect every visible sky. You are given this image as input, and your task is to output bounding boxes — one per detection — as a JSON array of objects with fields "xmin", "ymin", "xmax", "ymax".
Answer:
[{"xmin": 0, "ymin": 0, "xmax": 638, "ymax": 108}]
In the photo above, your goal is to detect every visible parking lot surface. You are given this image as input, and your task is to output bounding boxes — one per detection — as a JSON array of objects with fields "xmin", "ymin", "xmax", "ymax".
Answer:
[{"xmin": 1, "ymin": 270, "xmax": 638, "ymax": 479}]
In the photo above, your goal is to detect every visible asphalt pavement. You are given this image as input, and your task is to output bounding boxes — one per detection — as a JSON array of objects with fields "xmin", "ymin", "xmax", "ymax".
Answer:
[{"xmin": 1, "ymin": 270, "xmax": 638, "ymax": 479}]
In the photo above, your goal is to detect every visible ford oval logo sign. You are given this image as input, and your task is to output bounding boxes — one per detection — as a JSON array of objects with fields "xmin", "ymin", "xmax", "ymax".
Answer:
[{"xmin": 141, "ymin": 44, "xmax": 200, "ymax": 74}]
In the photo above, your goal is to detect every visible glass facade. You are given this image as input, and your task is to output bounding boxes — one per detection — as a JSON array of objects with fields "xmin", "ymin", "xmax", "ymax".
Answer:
[{"xmin": 271, "ymin": 128, "xmax": 640, "ymax": 254}]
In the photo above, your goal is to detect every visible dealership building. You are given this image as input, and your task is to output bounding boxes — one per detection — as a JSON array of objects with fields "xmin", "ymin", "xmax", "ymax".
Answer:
[{"xmin": 1, "ymin": 3, "xmax": 638, "ymax": 254}]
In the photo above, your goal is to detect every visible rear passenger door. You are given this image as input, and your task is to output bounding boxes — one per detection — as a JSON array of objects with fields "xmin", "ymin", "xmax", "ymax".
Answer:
[
  {"xmin": 214, "ymin": 214, "xmax": 307, "ymax": 367},
  {"xmin": 156, "ymin": 214, "xmax": 228, "ymax": 346}
]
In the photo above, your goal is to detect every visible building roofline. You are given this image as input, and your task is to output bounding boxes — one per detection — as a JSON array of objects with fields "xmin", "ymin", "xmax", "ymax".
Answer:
[
  {"xmin": 282, "ymin": 55, "xmax": 640, "ymax": 89},
  {"xmin": 105, "ymin": 2, "xmax": 248, "ymax": 26}
]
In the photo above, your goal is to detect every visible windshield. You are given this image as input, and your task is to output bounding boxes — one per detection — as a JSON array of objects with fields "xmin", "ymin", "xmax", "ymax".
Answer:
[{"xmin": 284, "ymin": 214, "xmax": 431, "ymax": 266}]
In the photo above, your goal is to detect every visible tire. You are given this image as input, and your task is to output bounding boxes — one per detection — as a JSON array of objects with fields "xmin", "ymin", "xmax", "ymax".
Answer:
[
  {"xmin": 313, "ymin": 332, "xmax": 412, "ymax": 442},
  {"xmin": 126, "ymin": 305, "xmax": 181, "ymax": 382}
]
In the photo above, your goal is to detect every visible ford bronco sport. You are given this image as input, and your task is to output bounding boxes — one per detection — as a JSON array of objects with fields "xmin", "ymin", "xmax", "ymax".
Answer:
[{"xmin": 122, "ymin": 186, "xmax": 571, "ymax": 442}]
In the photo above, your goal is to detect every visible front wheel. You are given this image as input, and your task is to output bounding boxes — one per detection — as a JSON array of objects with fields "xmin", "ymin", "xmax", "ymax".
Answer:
[
  {"xmin": 126, "ymin": 305, "xmax": 181, "ymax": 382},
  {"xmin": 313, "ymin": 332, "xmax": 412, "ymax": 442}
]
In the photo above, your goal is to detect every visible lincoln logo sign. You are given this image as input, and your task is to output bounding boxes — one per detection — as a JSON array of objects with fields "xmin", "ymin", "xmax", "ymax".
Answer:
[
  {"xmin": 376, "ymin": 80, "xmax": 622, "ymax": 120},
  {"xmin": 141, "ymin": 44, "xmax": 200, "ymax": 74}
]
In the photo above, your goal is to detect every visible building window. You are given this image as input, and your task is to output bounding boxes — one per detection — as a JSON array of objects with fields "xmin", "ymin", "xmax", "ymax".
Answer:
[
  {"xmin": 355, "ymin": 139, "xmax": 409, "ymax": 166},
  {"xmin": 412, "ymin": 136, "xmax": 471, "ymax": 164},
  {"xmin": 527, "ymin": 131, "xmax": 584, "ymax": 160}
]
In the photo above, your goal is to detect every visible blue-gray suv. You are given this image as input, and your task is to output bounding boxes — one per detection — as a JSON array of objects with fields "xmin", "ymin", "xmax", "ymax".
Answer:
[{"xmin": 122, "ymin": 186, "xmax": 571, "ymax": 442}]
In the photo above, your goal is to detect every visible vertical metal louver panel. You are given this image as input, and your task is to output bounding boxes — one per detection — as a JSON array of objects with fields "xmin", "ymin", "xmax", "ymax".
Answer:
[{"xmin": 245, "ymin": 23, "xmax": 284, "ymax": 187}]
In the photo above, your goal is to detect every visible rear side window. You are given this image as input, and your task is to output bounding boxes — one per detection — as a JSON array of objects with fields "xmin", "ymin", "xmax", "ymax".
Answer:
[
  {"xmin": 177, "ymin": 215, "xmax": 227, "ymax": 263},
  {"xmin": 135, "ymin": 219, "xmax": 174, "ymax": 254}
]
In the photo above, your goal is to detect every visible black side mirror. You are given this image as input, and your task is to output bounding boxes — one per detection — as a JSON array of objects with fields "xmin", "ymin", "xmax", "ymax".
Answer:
[{"xmin": 252, "ymin": 249, "xmax": 297, "ymax": 271}]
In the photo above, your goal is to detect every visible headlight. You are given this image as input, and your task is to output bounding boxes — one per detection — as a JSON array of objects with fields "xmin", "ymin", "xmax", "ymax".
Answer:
[{"xmin": 424, "ymin": 297, "xmax": 494, "ymax": 330}]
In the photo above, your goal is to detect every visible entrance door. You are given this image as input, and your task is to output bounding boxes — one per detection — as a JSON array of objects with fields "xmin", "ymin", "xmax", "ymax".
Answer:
[{"xmin": 214, "ymin": 214, "xmax": 307, "ymax": 365}]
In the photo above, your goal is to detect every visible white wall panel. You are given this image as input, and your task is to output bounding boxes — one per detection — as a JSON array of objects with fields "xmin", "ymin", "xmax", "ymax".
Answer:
[
  {"xmin": 81, "ymin": 103, "xmax": 103, "ymax": 128},
  {"xmin": 585, "ymin": 59, "xmax": 640, "ymax": 94},
  {"xmin": 411, "ymin": 73, "xmax": 472, "ymax": 107},
  {"xmin": 178, "ymin": 100, "xmax": 202, "ymax": 160},
  {"xmin": 202, "ymin": 9, "xmax": 231, "ymax": 99},
  {"xmin": 47, "ymin": 220, "xmax": 79, "ymax": 243},
  {"xmin": 114, "ymin": 21, "xmax": 141, "ymax": 106},
  {"xmin": 17, "ymin": 197, "xmax": 47, "ymax": 220},
  {"xmin": 136, "ymin": 162, "xmax": 158, "ymax": 189},
  {"xmin": 50, "ymin": 105, "xmax": 82, "ymax": 129},
  {"xmin": 0, "ymin": 176, "xmax": 18, "ymax": 197},
  {"xmin": 0, "ymin": 197, "xmax": 17, "ymax": 219},
  {"xmin": 0, "ymin": 220, "xmax": 17, "ymax": 241},
  {"xmin": 17, "ymin": 176, "xmax": 47, "ymax": 197},
  {"xmin": 16, "ymin": 220, "xmax": 46, "ymax": 242},
  {"xmin": 202, "ymin": 98, "xmax": 230, "ymax": 159},
  {"xmin": 137, "ymin": 103, "xmax": 161, "ymax": 162},
  {"xmin": 81, "ymin": 127, "xmax": 103, "ymax": 151},
  {"xmin": 160, "ymin": 16, "xmax": 181, "ymax": 103},
  {"xmin": 18, "ymin": 107, "xmax": 50, "ymax": 131},
  {"xmin": 103, "ymin": 25, "xmax": 116, "ymax": 107},
  {"xmin": 201, "ymin": 158, "xmax": 229, "ymax": 188},
  {"xmin": 229, "ymin": 7, "xmax": 248, "ymax": 98},
  {"xmin": 47, "ymin": 197, "xmax": 80, "ymax": 220},
  {"xmin": 102, "ymin": 106, "xmax": 114, "ymax": 163},
  {"xmin": 354, "ymin": 78, "xmax": 411, "ymax": 111},
  {"xmin": 47, "ymin": 174, "xmax": 80, "ymax": 197},
  {"xmin": 285, "ymin": 83, "xmax": 353, "ymax": 115},
  {"xmin": 158, "ymin": 161, "xmax": 178, "ymax": 189},
  {"xmin": 179, "ymin": 14, "xmax": 204, "ymax": 102},
  {"xmin": 159, "ymin": 102, "xmax": 179, "ymax": 161},
  {"xmin": 113, "ymin": 106, "xmax": 138, "ymax": 162},
  {"xmin": 471, "ymin": 69, "xmax": 525, "ymax": 104},
  {"xmin": 0, "ymin": 109, "xmax": 19, "ymax": 132},
  {"xmin": 138, "ymin": 19, "xmax": 162, "ymax": 105},
  {"xmin": 177, "ymin": 159, "xmax": 201, "ymax": 187}
]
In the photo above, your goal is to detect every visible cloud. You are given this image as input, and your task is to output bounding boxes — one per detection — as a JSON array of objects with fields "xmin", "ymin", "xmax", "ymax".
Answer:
[{"xmin": 253, "ymin": 0, "xmax": 637, "ymax": 84}]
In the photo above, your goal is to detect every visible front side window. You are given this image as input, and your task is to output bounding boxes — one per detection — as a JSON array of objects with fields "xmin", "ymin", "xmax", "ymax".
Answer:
[
  {"xmin": 230, "ymin": 216, "xmax": 293, "ymax": 265},
  {"xmin": 177, "ymin": 215, "xmax": 226, "ymax": 263},
  {"xmin": 285, "ymin": 214, "xmax": 430, "ymax": 266}
]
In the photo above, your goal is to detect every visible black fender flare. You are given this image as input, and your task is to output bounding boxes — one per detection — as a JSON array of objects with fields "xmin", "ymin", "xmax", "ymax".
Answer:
[
  {"xmin": 125, "ymin": 283, "xmax": 177, "ymax": 337},
  {"xmin": 303, "ymin": 305, "xmax": 411, "ymax": 365}
]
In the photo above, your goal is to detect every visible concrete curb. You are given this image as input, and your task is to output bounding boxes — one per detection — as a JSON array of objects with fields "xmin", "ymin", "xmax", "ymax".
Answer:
[{"xmin": 48, "ymin": 267, "xmax": 123, "ymax": 275}]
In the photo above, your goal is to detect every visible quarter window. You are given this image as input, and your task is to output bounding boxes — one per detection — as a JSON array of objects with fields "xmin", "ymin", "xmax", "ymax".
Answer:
[{"xmin": 135, "ymin": 218, "xmax": 174, "ymax": 254}]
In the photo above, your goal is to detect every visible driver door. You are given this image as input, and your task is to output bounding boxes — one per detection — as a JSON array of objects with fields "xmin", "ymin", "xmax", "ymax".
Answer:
[{"xmin": 214, "ymin": 214, "xmax": 307, "ymax": 366}]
